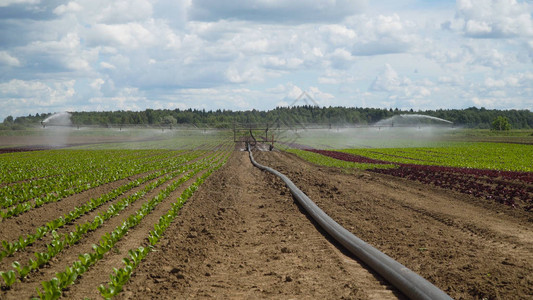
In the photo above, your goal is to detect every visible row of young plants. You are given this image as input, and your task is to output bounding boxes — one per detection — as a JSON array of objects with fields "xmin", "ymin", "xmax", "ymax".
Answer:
[
  {"xmin": 0, "ymin": 150, "xmax": 182, "ymax": 209},
  {"xmin": 0, "ymin": 151, "xmax": 206, "ymax": 262},
  {"xmin": 34, "ymin": 151, "xmax": 229, "ymax": 299},
  {"xmin": 286, "ymin": 149, "xmax": 395, "ymax": 170},
  {"xmin": 295, "ymin": 147, "xmax": 532, "ymax": 210},
  {"xmin": 369, "ymin": 164, "xmax": 532, "ymax": 210},
  {"xmin": 0, "ymin": 150, "xmax": 224, "ymax": 292},
  {"xmin": 98, "ymin": 154, "xmax": 228, "ymax": 298},
  {"xmin": 0, "ymin": 150, "xmax": 110, "ymax": 184},
  {"xmin": 307, "ymin": 148, "xmax": 533, "ymax": 184},
  {"xmin": 0, "ymin": 149, "xmax": 166, "ymax": 184},
  {"xmin": 0, "ymin": 150, "xmax": 195, "ymax": 219},
  {"xmin": 339, "ymin": 142, "xmax": 533, "ymax": 172}
]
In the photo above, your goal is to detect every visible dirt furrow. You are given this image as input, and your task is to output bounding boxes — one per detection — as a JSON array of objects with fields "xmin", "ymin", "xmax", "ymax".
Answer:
[
  {"xmin": 255, "ymin": 150, "xmax": 533, "ymax": 299},
  {"xmin": 63, "ymin": 165, "xmax": 214, "ymax": 299},
  {"xmin": 123, "ymin": 149, "xmax": 400, "ymax": 299}
]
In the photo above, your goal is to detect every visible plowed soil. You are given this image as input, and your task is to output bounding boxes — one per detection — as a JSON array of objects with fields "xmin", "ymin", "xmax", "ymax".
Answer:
[
  {"xmin": 123, "ymin": 149, "xmax": 532, "ymax": 299},
  {"xmin": 1, "ymin": 147, "xmax": 532, "ymax": 299}
]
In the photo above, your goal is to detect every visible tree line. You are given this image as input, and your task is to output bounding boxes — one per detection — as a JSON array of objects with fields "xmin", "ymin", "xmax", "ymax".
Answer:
[{"xmin": 2, "ymin": 106, "xmax": 532, "ymax": 130}]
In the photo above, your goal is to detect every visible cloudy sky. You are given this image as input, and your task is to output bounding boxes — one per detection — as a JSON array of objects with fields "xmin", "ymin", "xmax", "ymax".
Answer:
[{"xmin": 1, "ymin": 0, "xmax": 532, "ymax": 120}]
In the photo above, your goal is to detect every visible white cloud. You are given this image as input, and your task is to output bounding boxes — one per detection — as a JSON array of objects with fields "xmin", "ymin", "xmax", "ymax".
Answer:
[
  {"xmin": 455, "ymin": 0, "xmax": 533, "ymax": 38},
  {"xmin": 55, "ymin": 0, "xmax": 154, "ymax": 24},
  {"xmin": 262, "ymin": 56, "xmax": 303, "ymax": 70},
  {"xmin": 95, "ymin": 0, "xmax": 153, "ymax": 24},
  {"xmin": 267, "ymin": 83, "xmax": 303, "ymax": 100},
  {"xmin": 327, "ymin": 48, "xmax": 354, "ymax": 69},
  {"xmin": 1, "ymin": 0, "xmax": 533, "ymax": 120},
  {"xmin": 349, "ymin": 14, "xmax": 418, "ymax": 56},
  {"xmin": 225, "ymin": 64, "xmax": 266, "ymax": 84},
  {"xmin": 18, "ymin": 32, "xmax": 95, "ymax": 73},
  {"xmin": 90, "ymin": 78, "xmax": 105, "ymax": 90},
  {"xmin": 86, "ymin": 23, "xmax": 155, "ymax": 48},
  {"xmin": 318, "ymin": 69, "xmax": 360, "ymax": 85},
  {"xmin": 473, "ymin": 48, "xmax": 511, "ymax": 70},
  {"xmin": 483, "ymin": 72, "xmax": 533, "ymax": 90},
  {"xmin": 99, "ymin": 62, "xmax": 116, "ymax": 69},
  {"xmin": 319, "ymin": 24, "xmax": 357, "ymax": 46},
  {"xmin": 0, "ymin": 79, "xmax": 75, "ymax": 108},
  {"xmin": 0, "ymin": 0, "xmax": 39, "ymax": 7},
  {"xmin": 366, "ymin": 64, "xmax": 446, "ymax": 109},
  {"xmin": 53, "ymin": 2, "xmax": 82, "ymax": 15},
  {"xmin": 308, "ymin": 86, "xmax": 335, "ymax": 105},
  {"xmin": 0, "ymin": 51, "xmax": 20, "ymax": 66},
  {"xmin": 370, "ymin": 64, "xmax": 401, "ymax": 92}
]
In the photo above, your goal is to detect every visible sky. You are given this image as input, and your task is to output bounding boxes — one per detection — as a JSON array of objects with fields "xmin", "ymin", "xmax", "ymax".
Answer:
[{"xmin": 0, "ymin": 0, "xmax": 532, "ymax": 120}]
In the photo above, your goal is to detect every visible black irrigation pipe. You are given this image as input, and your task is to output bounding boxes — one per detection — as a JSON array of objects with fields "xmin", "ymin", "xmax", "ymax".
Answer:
[{"xmin": 247, "ymin": 144, "xmax": 452, "ymax": 300}]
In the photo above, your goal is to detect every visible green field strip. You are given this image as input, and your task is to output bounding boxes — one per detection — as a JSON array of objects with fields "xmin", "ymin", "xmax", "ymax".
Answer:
[
  {"xmin": 338, "ymin": 142, "xmax": 533, "ymax": 172},
  {"xmin": 0, "ymin": 150, "xmax": 162, "ymax": 184}
]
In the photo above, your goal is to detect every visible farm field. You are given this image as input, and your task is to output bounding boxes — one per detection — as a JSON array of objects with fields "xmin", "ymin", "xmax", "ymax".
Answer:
[
  {"xmin": 288, "ymin": 142, "xmax": 533, "ymax": 211},
  {"xmin": 0, "ymin": 132, "xmax": 232, "ymax": 299},
  {"xmin": 0, "ymin": 129, "xmax": 532, "ymax": 299}
]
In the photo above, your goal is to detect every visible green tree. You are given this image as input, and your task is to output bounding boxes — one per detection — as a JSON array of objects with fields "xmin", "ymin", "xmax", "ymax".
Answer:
[
  {"xmin": 3, "ymin": 116, "xmax": 13, "ymax": 124},
  {"xmin": 491, "ymin": 116, "xmax": 511, "ymax": 131},
  {"xmin": 161, "ymin": 115, "xmax": 177, "ymax": 125}
]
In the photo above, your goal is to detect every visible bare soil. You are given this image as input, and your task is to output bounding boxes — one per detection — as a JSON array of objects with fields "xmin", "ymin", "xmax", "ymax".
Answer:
[
  {"xmin": 123, "ymin": 149, "xmax": 532, "ymax": 299},
  {"xmin": 1, "ymin": 147, "xmax": 532, "ymax": 299}
]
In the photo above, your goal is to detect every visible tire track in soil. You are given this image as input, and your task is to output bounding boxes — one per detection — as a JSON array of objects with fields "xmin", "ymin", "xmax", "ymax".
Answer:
[
  {"xmin": 123, "ymin": 149, "xmax": 401, "ymax": 299},
  {"xmin": 255, "ymin": 150, "xmax": 533, "ymax": 299}
]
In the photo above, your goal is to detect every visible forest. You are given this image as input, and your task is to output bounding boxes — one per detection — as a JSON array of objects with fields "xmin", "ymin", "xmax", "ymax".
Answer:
[{"xmin": 2, "ymin": 106, "xmax": 533, "ymax": 130}]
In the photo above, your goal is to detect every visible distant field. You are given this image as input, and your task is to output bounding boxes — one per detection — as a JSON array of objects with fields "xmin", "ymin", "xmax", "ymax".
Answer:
[
  {"xmin": 288, "ymin": 142, "xmax": 533, "ymax": 172},
  {"xmin": 0, "ymin": 127, "xmax": 231, "ymax": 150},
  {"xmin": 277, "ymin": 128, "xmax": 533, "ymax": 149},
  {"xmin": 339, "ymin": 143, "xmax": 533, "ymax": 172},
  {"xmin": 287, "ymin": 141, "xmax": 533, "ymax": 211}
]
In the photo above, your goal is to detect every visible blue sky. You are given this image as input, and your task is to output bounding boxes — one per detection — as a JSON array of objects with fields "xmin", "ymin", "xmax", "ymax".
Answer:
[{"xmin": 0, "ymin": 0, "xmax": 532, "ymax": 120}]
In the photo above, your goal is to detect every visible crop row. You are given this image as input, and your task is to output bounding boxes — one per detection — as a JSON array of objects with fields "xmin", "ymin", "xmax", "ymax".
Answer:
[
  {"xmin": 309, "ymin": 149, "xmax": 533, "ymax": 184},
  {"xmin": 0, "ymin": 150, "xmax": 181, "ymax": 202},
  {"xmin": 339, "ymin": 142, "xmax": 533, "ymax": 172},
  {"xmin": 0, "ymin": 150, "xmax": 210, "ymax": 263},
  {"xmin": 286, "ymin": 149, "xmax": 395, "ymax": 170},
  {"xmin": 35, "ymin": 152, "xmax": 230, "ymax": 299},
  {"xmin": 370, "ymin": 166, "xmax": 533, "ymax": 210},
  {"xmin": 296, "ymin": 149, "xmax": 532, "ymax": 210},
  {"xmin": 0, "ymin": 150, "xmax": 167, "ymax": 184},
  {"xmin": 0, "ymin": 150, "xmax": 201, "ymax": 219},
  {"xmin": 0, "ymin": 147, "xmax": 230, "ymax": 298},
  {"xmin": 98, "ymin": 155, "xmax": 228, "ymax": 298},
  {"xmin": 1, "ymin": 158, "xmax": 208, "ymax": 274}
]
